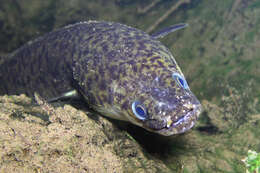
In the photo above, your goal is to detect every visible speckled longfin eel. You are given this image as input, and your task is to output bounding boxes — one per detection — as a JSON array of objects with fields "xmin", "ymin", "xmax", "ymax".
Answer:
[{"xmin": 0, "ymin": 21, "xmax": 202, "ymax": 136}]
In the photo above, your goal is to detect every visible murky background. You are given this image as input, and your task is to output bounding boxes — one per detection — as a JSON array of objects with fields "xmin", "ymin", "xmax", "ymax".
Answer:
[{"xmin": 0, "ymin": 0, "xmax": 259, "ymax": 172}]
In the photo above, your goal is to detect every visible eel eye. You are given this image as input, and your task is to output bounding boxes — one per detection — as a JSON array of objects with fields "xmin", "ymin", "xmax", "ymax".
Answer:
[
  {"xmin": 132, "ymin": 101, "xmax": 147, "ymax": 120},
  {"xmin": 172, "ymin": 73, "xmax": 189, "ymax": 90}
]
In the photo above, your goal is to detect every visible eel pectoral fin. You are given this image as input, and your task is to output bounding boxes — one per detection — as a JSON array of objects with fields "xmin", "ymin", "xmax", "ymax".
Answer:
[
  {"xmin": 47, "ymin": 90, "xmax": 80, "ymax": 103},
  {"xmin": 151, "ymin": 23, "xmax": 188, "ymax": 39}
]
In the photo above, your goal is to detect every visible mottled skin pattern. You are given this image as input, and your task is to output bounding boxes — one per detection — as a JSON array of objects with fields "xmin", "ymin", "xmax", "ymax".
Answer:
[{"xmin": 0, "ymin": 21, "xmax": 201, "ymax": 136}]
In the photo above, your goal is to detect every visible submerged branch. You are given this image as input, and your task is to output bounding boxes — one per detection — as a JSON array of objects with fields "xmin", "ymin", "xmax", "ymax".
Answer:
[
  {"xmin": 137, "ymin": 0, "xmax": 161, "ymax": 14},
  {"xmin": 146, "ymin": 0, "xmax": 191, "ymax": 34}
]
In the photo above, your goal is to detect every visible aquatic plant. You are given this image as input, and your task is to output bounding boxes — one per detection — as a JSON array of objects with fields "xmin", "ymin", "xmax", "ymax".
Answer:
[{"xmin": 242, "ymin": 150, "xmax": 260, "ymax": 173}]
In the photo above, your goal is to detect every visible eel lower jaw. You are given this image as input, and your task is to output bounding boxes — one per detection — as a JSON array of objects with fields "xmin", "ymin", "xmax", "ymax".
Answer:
[{"xmin": 157, "ymin": 104, "xmax": 202, "ymax": 135}]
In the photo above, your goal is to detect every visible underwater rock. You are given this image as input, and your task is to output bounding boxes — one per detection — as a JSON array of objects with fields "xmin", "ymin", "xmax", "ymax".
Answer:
[{"xmin": 0, "ymin": 94, "xmax": 171, "ymax": 173}]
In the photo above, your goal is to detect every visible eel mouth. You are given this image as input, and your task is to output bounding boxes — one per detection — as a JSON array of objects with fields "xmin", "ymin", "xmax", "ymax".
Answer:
[{"xmin": 157, "ymin": 103, "xmax": 202, "ymax": 136}]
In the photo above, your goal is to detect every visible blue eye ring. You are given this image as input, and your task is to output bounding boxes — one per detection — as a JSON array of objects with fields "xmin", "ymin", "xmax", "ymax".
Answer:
[
  {"xmin": 172, "ymin": 73, "xmax": 189, "ymax": 90},
  {"xmin": 132, "ymin": 101, "xmax": 147, "ymax": 120}
]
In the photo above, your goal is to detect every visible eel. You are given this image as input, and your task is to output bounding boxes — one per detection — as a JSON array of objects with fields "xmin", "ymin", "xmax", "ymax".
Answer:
[{"xmin": 0, "ymin": 21, "xmax": 202, "ymax": 136}]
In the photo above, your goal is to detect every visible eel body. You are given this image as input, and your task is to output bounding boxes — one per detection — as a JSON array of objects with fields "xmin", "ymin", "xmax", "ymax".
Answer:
[{"xmin": 0, "ymin": 21, "xmax": 202, "ymax": 136}]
